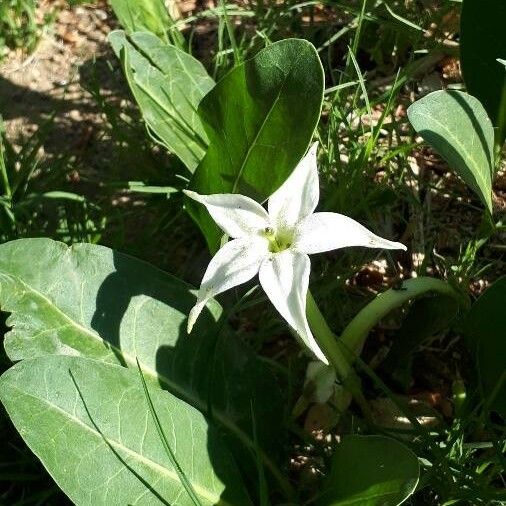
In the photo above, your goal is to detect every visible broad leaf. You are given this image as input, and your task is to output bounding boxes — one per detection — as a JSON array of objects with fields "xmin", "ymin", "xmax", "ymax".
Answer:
[
  {"xmin": 109, "ymin": 30, "xmax": 214, "ymax": 171},
  {"xmin": 109, "ymin": 0, "xmax": 172, "ymax": 41},
  {"xmin": 463, "ymin": 276, "xmax": 506, "ymax": 417},
  {"xmin": 461, "ymin": 0, "xmax": 506, "ymax": 144},
  {"xmin": 319, "ymin": 435, "xmax": 419, "ymax": 506},
  {"xmin": 382, "ymin": 295, "xmax": 459, "ymax": 388},
  {"xmin": 0, "ymin": 355, "xmax": 251, "ymax": 505},
  {"xmin": 0, "ymin": 238, "xmax": 284, "ymax": 490},
  {"xmin": 407, "ymin": 90, "xmax": 495, "ymax": 213},
  {"xmin": 188, "ymin": 38, "xmax": 324, "ymax": 251}
]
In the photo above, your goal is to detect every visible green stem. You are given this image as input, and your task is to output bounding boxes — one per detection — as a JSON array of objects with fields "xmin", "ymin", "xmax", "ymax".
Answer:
[
  {"xmin": 219, "ymin": 0, "xmax": 241, "ymax": 67},
  {"xmin": 306, "ymin": 278, "xmax": 462, "ymax": 418},
  {"xmin": 306, "ymin": 291, "xmax": 371, "ymax": 418},
  {"xmin": 0, "ymin": 130, "xmax": 12, "ymax": 200},
  {"xmin": 306, "ymin": 291, "xmax": 351, "ymax": 379},
  {"xmin": 340, "ymin": 277, "xmax": 462, "ymax": 355}
]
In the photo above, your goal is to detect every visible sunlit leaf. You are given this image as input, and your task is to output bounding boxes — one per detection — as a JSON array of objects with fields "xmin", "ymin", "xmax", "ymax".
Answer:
[
  {"xmin": 0, "ymin": 355, "xmax": 251, "ymax": 505},
  {"xmin": 407, "ymin": 90, "xmax": 495, "ymax": 213},
  {"xmin": 0, "ymin": 238, "xmax": 284, "ymax": 490},
  {"xmin": 109, "ymin": 0, "xmax": 172, "ymax": 41},
  {"xmin": 109, "ymin": 30, "xmax": 214, "ymax": 171},
  {"xmin": 188, "ymin": 38, "xmax": 324, "ymax": 251}
]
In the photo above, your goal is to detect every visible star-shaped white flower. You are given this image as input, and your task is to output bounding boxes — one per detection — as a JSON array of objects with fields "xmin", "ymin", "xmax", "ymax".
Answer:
[{"xmin": 184, "ymin": 143, "xmax": 406, "ymax": 364}]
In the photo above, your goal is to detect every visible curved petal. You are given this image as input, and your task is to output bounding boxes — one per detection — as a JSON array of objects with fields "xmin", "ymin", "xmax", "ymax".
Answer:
[
  {"xmin": 188, "ymin": 237, "xmax": 269, "ymax": 332},
  {"xmin": 267, "ymin": 142, "xmax": 319, "ymax": 230},
  {"xmin": 293, "ymin": 212, "xmax": 407, "ymax": 254},
  {"xmin": 184, "ymin": 190, "xmax": 270, "ymax": 239},
  {"xmin": 259, "ymin": 250, "xmax": 328, "ymax": 364}
]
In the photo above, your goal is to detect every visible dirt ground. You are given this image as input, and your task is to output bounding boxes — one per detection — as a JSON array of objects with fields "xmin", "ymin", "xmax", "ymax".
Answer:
[{"xmin": 1, "ymin": 1, "xmax": 115, "ymax": 151}]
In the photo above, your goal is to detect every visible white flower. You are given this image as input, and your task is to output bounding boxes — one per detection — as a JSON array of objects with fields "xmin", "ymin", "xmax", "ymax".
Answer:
[{"xmin": 184, "ymin": 142, "xmax": 406, "ymax": 364}]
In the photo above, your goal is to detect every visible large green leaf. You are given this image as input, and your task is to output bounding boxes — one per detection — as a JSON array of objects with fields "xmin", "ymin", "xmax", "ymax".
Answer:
[
  {"xmin": 319, "ymin": 435, "xmax": 419, "ymax": 506},
  {"xmin": 0, "ymin": 355, "xmax": 251, "ymax": 505},
  {"xmin": 407, "ymin": 90, "xmax": 495, "ymax": 214},
  {"xmin": 0, "ymin": 238, "xmax": 284, "ymax": 489},
  {"xmin": 109, "ymin": 30, "xmax": 214, "ymax": 172},
  {"xmin": 188, "ymin": 38, "xmax": 324, "ymax": 251},
  {"xmin": 463, "ymin": 277, "xmax": 506, "ymax": 417},
  {"xmin": 461, "ymin": 0, "xmax": 506, "ymax": 145},
  {"xmin": 109, "ymin": 0, "xmax": 171, "ymax": 41}
]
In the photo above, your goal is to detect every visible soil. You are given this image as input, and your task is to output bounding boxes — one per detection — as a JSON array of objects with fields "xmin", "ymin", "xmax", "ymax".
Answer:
[{"xmin": 1, "ymin": 1, "xmax": 113, "ymax": 150}]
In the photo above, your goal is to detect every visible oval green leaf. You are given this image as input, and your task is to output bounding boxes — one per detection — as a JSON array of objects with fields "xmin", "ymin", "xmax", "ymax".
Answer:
[
  {"xmin": 407, "ymin": 90, "xmax": 495, "ymax": 213},
  {"xmin": 461, "ymin": 0, "xmax": 506, "ymax": 144},
  {"xmin": 187, "ymin": 38, "xmax": 324, "ymax": 251},
  {"xmin": 463, "ymin": 276, "xmax": 506, "ymax": 417},
  {"xmin": 0, "ymin": 238, "xmax": 284, "ymax": 491},
  {"xmin": 319, "ymin": 435, "xmax": 419, "ymax": 506},
  {"xmin": 109, "ymin": 30, "xmax": 214, "ymax": 171},
  {"xmin": 0, "ymin": 355, "xmax": 251, "ymax": 505}
]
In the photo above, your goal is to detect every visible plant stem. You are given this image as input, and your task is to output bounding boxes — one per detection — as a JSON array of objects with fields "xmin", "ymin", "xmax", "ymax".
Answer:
[
  {"xmin": 340, "ymin": 277, "xmax": 462, "ymax": 355},
  {"xmin": 306, "ymin": 278, "xmax": 462, "ymax": 418},
  {"xmin": 306, "ymin": 291, "xmax": 371, "ymax": 418},
  {"xmin": 0, "ymin": 129, "xmax": 12, "ymax": 200},
  {"xmin": 219, "ymin": 0, "xmax": 241, "ymax": 67},
  {"xmin": 306, "ymin": 291, "xmax": 351, "ymax": 378}
]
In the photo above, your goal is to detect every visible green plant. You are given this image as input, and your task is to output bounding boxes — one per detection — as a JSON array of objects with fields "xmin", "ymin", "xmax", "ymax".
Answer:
[
  {"xmin": 0, "ymin": 1, "xmax": 505, "ymax": 504},
  {"xmin": 0, "ymin": 0, "xmax": 50, "ymax": 57},
  {"xmin": 0, "ymin": 118, "xmax": 102, "ymax": 244}
]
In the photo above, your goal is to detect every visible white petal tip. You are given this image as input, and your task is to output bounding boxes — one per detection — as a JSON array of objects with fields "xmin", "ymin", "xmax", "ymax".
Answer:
[
  {"xmin": 312, "ymin": 347, "xmax": 329, "ymax": 366},
  {"xmin": 309, "ymin": 141, "xmax": 319, "ymax": 154},
  {"xmin": 372, "ymin": 239, "xmax": 407, "ymax": 251},
  {"xmin": 318, "ymin": 354, "xmax": 330, "ymax": 366},
  {"xmin": 390, "ymin": 241, "xmax": 407, "ymax": 251},
  {"xmin": 187, "ymin": 302, "xmax": 204, "ymax": 334},
  {"xmin": 183, "ymin": 189, "xmax": 199, "ymax": 200}
]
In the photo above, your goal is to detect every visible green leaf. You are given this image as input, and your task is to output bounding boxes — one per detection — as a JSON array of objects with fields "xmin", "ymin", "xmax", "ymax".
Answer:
[
  {"xmin": 0, "ymin": 355, "xmax": 251, "ymax": 506},
  {"xmin": 461, "ymin": 0, "xmax": 506, "ymax": 145},
  {"xmin": 109, "ymin": 0, "xmax": 171, "ymax": 41},
  {"xmin": 0, "ymin": 238, "xmax": 284, "ymax": 491},
  {"xmin": 319, "ymin": 435, "xmax": 419, "ymax": 506},
  {"xmin": 382, "ymin": 295, "xmax": 459, "ymax": 388},
  {"xmin": 109, "ymin": 30, "xmax": 214, "ymax": 171},
  {"xmin": 407, "ymin": 90, "xmax": 495, "ymax": 213},
  {"xmin": 463, "ymin": 276, "xmax": 506, "ymax": 417},
  {"xmin": 188, "ymin": 38, "xmax": 324, "ymax": 251}
]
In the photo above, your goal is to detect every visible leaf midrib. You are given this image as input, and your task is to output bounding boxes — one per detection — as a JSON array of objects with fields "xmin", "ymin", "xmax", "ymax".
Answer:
[
  {"xmin": 4, "ymin": 274, "xmax": 279, "ymax": 481},
  {"xmin": 413, "ymin": 109, "xmax": 492, "ymax": 195},
  {"xmin": 230, "ymin": 49, "xmax": 305, "ymax": 194},
  {"xmin": 4, "ymin": 382, "xmax": 230, "ymax": 506}
]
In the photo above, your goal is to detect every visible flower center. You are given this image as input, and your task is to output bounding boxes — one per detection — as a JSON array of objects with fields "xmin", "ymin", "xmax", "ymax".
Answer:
[{"xmin": 263, "ymin": 226, "xmax": 293, "ymax": 253}]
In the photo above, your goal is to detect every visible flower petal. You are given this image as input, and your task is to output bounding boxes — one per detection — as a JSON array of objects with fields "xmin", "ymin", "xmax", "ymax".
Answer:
[
  {"xmin": 184, "ymin": 190, "xmax": 270, "ymax": 239},
  {"xmin": 188, "ymin": 237, "xmax": 269, "ymax": 332},
  {"xmin": 267, "ymin": 142, "xmax": 319, "ymax": 229},
  {"xmin": 259, "ymin": 250, "xmax": 329, "ymax": 364},
  {"xmin": 293, "ymin": 212, "xmax": 407, "ymax": 254}
]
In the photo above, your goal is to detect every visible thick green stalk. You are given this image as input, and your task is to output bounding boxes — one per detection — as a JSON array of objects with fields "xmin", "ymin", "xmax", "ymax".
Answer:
[
  {"xmin": 306, "ymin": 291, "xmax": 370, "ymax": 417},
  {"xmin": 340, "ymin": 277, "xmax": 461, "ymax": 355},
  {"xmin": 306, "ymin": 291, "xmax": 351, "ymax": 378},
  {"xmin": 306, "ymin": 278, "xmax": 461, "ymax": 417}
]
